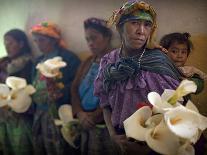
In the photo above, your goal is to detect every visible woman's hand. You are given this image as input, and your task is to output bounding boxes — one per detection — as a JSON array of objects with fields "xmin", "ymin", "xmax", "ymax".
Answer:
[{"xmin": 77, "ymin": 111, "xmax": 95, "ymax": 129}]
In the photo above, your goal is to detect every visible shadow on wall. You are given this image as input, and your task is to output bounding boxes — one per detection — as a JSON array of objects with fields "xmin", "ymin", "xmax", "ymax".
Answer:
[{"xmin": 187, "ymin": 34, "xmax": 207, "ymax": 116}]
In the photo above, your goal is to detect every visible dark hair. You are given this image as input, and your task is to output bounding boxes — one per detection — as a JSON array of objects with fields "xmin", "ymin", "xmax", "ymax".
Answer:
[
  {"xmin": 84, "ymin": 18, "xmax": 112, "ymax": 39},
  {"xmin": 4, "ymin": 29, "xmax": 32, "ymax": 55},
  {"xmin": 160, "ymin": 32, "xmax": 193, "ymax": 56}
]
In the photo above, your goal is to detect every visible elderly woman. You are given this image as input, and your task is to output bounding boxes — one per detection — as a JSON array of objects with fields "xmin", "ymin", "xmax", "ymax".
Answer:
[
  {"xmin": 94, "ymin": 1, "xmax": 183, "ymax": 154},
  {"xmin": 71, "ymin": 17, "xmax": 115, "ymax": 154},
  {"xmin": 31, "ymin": 22, "xmax": 80, "ymax": 155},
  {"xmin": 0, "ymin": 29, "xmax": 33, "ymax": 155}
]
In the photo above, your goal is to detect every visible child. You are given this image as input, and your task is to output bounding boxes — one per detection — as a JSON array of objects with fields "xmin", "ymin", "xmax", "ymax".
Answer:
[{"xmin": 160, "ymin": 32, "xmax": 206, "ymax": 93}]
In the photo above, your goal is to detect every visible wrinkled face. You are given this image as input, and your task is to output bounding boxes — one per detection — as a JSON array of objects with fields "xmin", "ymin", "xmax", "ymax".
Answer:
[
  {"xmin": 4, "ymin": 35, "xmax": 23, "ymax": 58},
  {"xmin": 85, "ymin": 28, "xmax": 110, "ymax": 56},
  {"xmin": 121, "ymin": 19, "xmax": 152, "ymax": 50},
  {"xmin": 167, "ymin": 42, "xmax": 188, "ymax": 67},
  {"xmin": 33, "ymin": 33, "xmax": 56, "ymax": 54}
]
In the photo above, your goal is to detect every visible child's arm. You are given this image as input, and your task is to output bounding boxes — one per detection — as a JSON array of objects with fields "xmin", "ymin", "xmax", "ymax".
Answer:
[{"xmin": 179, "ymin": 66, "xmax": 207, "ymax": 80}]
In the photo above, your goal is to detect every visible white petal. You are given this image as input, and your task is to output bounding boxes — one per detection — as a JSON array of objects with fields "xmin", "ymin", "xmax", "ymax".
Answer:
[
  {"xmin": 58, "ymin": 104, "xmax": 73, "ymax": 123},
  {"xmin": 44, "ymin": 56, "xmax": 67, "ymax": 70},
  {"xmin": 145, "ymin": 114, "xmax": 163, "ymax": 128},
  {"xmin": 24, "ymin": 85, "xmax": 36, "ymax": 95},
  {"xmin": 124, "ymin": 106, "xmax": 152, "ymax": 141},
  {"xmin": 54, "ymin": 119, "xmax": 64, "ymax": 126},
  {"xmin": 146, "ymin": 120, "xmax": 180, "ymax": 155},
  {"xmin": 177, "ymin": 142, "xmax": 195, "ymax": 155},
  {"xmin": 8, "ymin": 90, "xmax": 32, "ymax": 113},
  {"xmin": 165, "ymin": 106, "xmax": 200, "ymax": 140},
  {"xmin": 178, "ymin": 79, "xmax": 197, "ymax": 95},
  {"xmin": 0, "ymin": 84, "xmax": 10, "ymax": 107},
  {"xmin": 6, "ymin": 76, "xmax": 27, "ymax": 90},
  {"xmin": 185, "ymin": 100, "xmax": 199, "ymax": 113}
]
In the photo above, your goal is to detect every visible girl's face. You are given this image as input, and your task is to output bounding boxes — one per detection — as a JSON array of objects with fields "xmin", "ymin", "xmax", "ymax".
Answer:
[
  {"xmin": 4, "ymin": 35, "xmax": 23, "ymax": 58},
  {"xmin": 85, "ymin": 28, "xmax": 110, "ymax": 56},
  {"xmin": 167, "ymin": 42, "xmax": 188, "ymax": 67},
  {"xmin": 121, "ymin": 19, "xmax": 152, "ymax": 50}
]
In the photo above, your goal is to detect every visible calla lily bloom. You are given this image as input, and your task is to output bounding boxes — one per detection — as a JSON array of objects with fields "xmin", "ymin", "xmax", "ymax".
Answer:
[
  {"xmin": 0, "ymin": 84, "xmax": 10, "ymax": 107},
  {"xmin": 36, "ymin": 56, "xmax": 67, "ymax": 78},
  {"xmin": 54, "ymin": 104, "xmax": 80, "ymax": 148},
  {"xmin": 146, "ymin": 120, "xmax": 180, "ymax": 155},
  {"xmin": 6, "ymin": 76, "xmax": 27, "ymax": 90},
  {"xmin": 168, "ymin": 79, "xmax": 197, "ymax": 105},
  {"xmin": 177, "ymin": 142, "xmax": 195, "ymax": 155},
  {"xmin": 164, "ymin": 103, "xmax": 207, "ymax": 143},
  {"xmin": 124, "ymin": 106, "xmax": 152, "ymax": 141},
  {"xmin": 0, "ymin": 76, "xmax": 35, "ymax": 113}
]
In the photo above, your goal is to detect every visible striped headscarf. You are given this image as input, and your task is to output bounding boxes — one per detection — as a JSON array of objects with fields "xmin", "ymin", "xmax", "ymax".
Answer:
[{"xmin": 31, "ymin": 21, "xmax": 67, "ymax": 49}]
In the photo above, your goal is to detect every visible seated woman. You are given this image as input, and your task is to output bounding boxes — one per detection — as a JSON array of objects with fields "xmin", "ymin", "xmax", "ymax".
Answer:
[
  {"xmin": 71, "ymin": 17, "xmax": 115, "ymax": 155},
  {"xmin": 31, "ymin": 22, "xmax": 80, "ymax": 155},
  {"xmin": 94, "ymin": 1, "xmax": 183, "ymax": 154},
  {"xmin": 160, "ymin": 32, "xmax": 206, "ymax": 94},
  {"xmin": 0, "ymin": 29, "xmax": 33, "ymax": 155}
]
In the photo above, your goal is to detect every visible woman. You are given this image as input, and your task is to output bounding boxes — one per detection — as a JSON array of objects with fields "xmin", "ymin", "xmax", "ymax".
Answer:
[
  {"xmin": 160, "ymin": 32, "xmax": 205, "ymax": 94},
  {"xmin": 0, "ymin": 29, "xmax": 33, "ymax": 155},
  {"xmin": 94, "ymin": 1, "xmax": 183, "ymax": 154},
  {"xmin": 71, "ymin": 17, "xmax": 115, "ymax": 155},
  {"xmin": 31, "ymin": 22, "xmax": 80, "ymax": 155}
]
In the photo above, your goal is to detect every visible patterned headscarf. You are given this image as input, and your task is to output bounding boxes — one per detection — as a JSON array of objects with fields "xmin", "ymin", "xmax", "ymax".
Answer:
[
  {"xmin": 31, "ymin": 22, "xmax": 67, "ymax": 49},
  {"xmin": 107, "ymin": 1, "xmax": 157, "ymax": 49}
]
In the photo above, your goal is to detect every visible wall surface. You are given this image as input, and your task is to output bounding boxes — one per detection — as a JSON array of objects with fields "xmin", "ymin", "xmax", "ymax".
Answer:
[{"xmin": 0, "ymin": 0, "xmax": 206, "ymax": 112}]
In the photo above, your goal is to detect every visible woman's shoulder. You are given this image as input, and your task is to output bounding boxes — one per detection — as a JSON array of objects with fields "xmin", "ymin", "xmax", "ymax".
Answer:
[{"xmin": 101, "ymin": 48, "xmax": 120, "ymax": 63}]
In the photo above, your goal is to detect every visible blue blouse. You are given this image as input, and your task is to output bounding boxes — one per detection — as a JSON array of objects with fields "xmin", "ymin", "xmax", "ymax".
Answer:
[{"xmin": 79, "ymin": 62, "xmax": 100, "ymax": 111}]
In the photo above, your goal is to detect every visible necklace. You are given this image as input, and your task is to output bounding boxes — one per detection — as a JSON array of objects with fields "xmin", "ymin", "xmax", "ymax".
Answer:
[{"xmin": 138, "ymin": 48, "xmax": 146, "ymax": 68}]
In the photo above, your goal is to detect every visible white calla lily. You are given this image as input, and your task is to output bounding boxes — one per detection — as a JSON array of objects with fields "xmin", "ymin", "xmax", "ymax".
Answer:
[
  {"xmin": 164, "ymin": 105, "xmax": 207, "ymax": 143},
  {"xmin": 148, "ymin": 91, "xmax": 181, "ymax": 114},
  {"xmin": 36, "ymin": 56, "xmax": 67, "ymax": 78},
  {"xmin": 55, "ymin": 104, "xmax": 80, "ymax": 148},
  {"xmin": 8, "ymin": 89, "xmax": 32, "ymax": 113},
  {"xmin": 0, "ymin": 84, "xmax": 10, "ymax": 107},
  {"xmin": 146, "ymin": 120, "xmax": 180, "ymax": 155},
  {"xmin": 24, "ymin": 85, "xmax": 36, "ymax": 95},
  {"xmin": 124, "ymin": 106, "xmax": 152, "ymax": 141},
  {"xmin": 168, "ymin": 79, "xmax": 197, "ymax": 105},
  {"xmin": 58, "ymin": 104, "xmax": 74, "ymax": 124},
  {"xmin": 44, "ymin": 56, "xmax": 66, "ymax": 69},
  {"xmin": 6, "ymin": 76, "xmax": 27, "ymax": 90}
]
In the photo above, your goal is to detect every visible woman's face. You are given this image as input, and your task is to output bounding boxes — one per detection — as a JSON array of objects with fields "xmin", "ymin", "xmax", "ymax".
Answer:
[
  {"xmin": 121, "ymin": 19, "xmax": 152, "ymax": 50},
  {"xmin": 33, "ymin": 33, "xmax": 56, "ymax": 54},
  {"xmin": 167, "ymin": 42, "xmax": 188, "ymax": 67},
  {"xmin": 4, "ymin": 35, "xmax": 23, "ymax": 58},
  {"xmin": 85, "ymin": 28, "xmax": 110, "ymax": 56}
]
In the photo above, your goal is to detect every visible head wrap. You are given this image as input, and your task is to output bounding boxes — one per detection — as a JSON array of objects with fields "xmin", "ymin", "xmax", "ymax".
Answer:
[
  {"xmin": 31, "ymin": 21, "xmax": 67, "ymax": 49},
  {"xmin": 107, "ymin": 1, "xmax": 157, "ymax": 49}
]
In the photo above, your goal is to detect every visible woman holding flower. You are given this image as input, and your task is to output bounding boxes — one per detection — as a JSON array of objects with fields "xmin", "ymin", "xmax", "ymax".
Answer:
[
  {"xmin": 31, "ymin": 22, "xmax": 80, "ymax": 155},
  {"xmin": 94, "ymin": 1, "xmax": 183, "ymax": 154},
  {"xmin": 0, "ymin": 29, "xmax": 34, "ymax": 155},
  {"xmin": 71, "ymin": 17, "xmax": 115, "ymax": 154}
]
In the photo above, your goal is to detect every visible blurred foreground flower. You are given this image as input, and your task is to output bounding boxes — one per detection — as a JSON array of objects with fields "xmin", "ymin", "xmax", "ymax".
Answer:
[{"xmin": 0, "ymin": 76, "xmax": 35, "ymax": 113}]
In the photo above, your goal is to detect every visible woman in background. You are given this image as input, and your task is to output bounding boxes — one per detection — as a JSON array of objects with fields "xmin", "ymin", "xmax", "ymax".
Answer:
[
  {"xmin": 0, "ymin": 29, "xmax": 33, "ymax": 155},
  {"xmin": 31, "ymin": 21, "xmax": 80, "ymax": 155},
  {"xmin": 71, "ymin": 17, "xmax": 115, "ymax": 155}
]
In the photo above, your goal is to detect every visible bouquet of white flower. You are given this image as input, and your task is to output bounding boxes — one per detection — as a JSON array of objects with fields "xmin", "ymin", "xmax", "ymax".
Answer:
[{"xmin": 124, "ymin": 79, "xmax": 207, "ymax": 155}]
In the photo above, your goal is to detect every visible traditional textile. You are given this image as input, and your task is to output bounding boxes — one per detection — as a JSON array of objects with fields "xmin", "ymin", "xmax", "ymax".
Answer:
[
  {"xmin": 31, "ymin": 22, "xmax": 67, "ymax": 49},
  {"xmin": 94, "ymin": 48, "xmax": 181, "ymax": 129},
  {"xmin": 103, "ymin": 48, "xmax": 182, "ymax": 91}
]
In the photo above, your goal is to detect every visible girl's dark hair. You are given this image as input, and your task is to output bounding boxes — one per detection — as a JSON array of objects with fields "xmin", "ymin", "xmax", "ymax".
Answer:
[
  {"xmin": 4, "ymin": 29, "xmax": 32, "ymax": 55},
  {"xmin": 160, "ymin": 32, "xmax": 193, "ymax": 55},
  {"xmin": 84, "ymin": 18, "xmax": 112, "ymax": 39}
]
